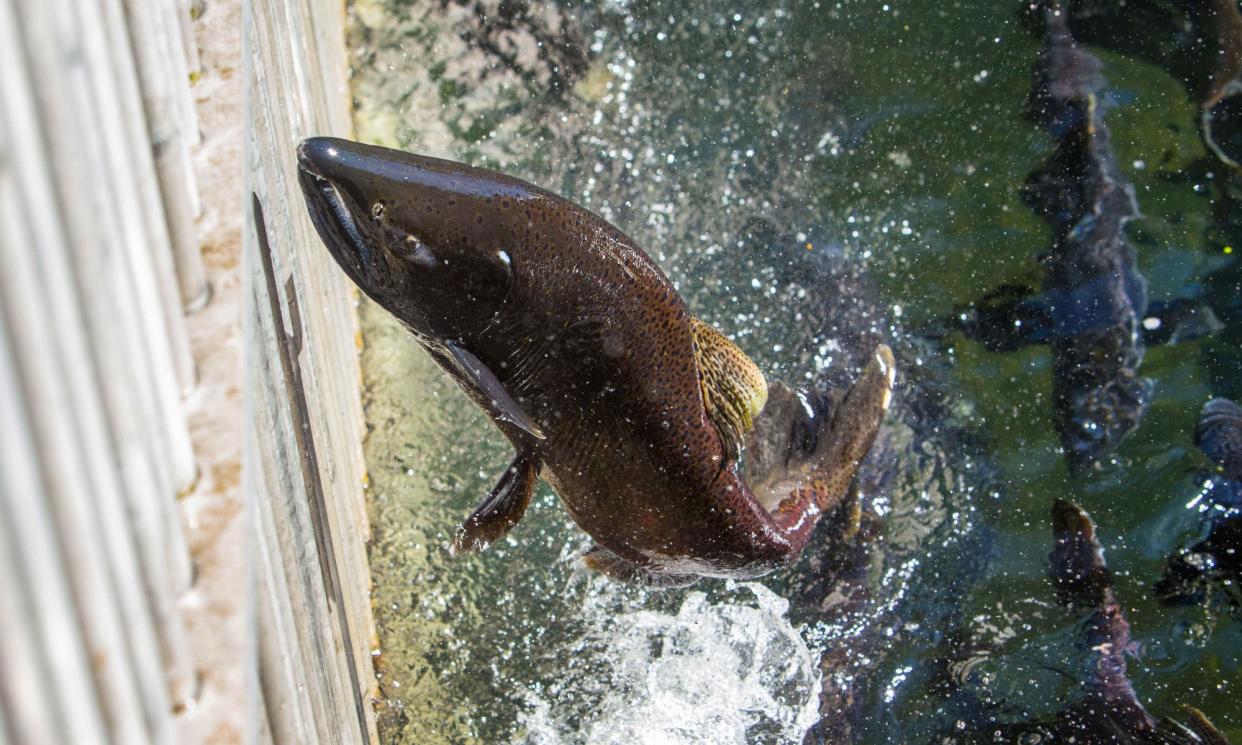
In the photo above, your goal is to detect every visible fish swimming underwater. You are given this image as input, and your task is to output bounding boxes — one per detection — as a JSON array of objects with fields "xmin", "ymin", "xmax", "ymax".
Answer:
[
  {"xmin": 960, "ymin": 2, "xmax": 1151, "ymax": 474},
  {"xmin": 942, "ymin": 500, "xmax": 1231, "ymax": 743},
  {"xmin": 1157, "ymin": 397, "xmax": 1242, "ymax": 608},
  {"xmin": 1045, "ymin": 0, "xmax": 1242, "ymax": 169},
  {"xmin": 296, "ymin": 137, "xmax": 894, "ymax": 585},
  {"xmin": 1036, "ymin": 500, "xmax": 1230, "ymax": 744}
]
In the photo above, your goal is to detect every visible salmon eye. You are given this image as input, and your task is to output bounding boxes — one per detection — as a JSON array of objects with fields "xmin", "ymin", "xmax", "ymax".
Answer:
[
  {"xmin": 370, "ymin": 202, "xmax": 386, "ymax": 221},
  {"xmin": 399, "ymin": 235, "xmax": 437, "ymax": 268}
]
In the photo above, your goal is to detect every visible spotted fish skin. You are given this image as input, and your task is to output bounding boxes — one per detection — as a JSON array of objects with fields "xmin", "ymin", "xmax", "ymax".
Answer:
[{"xmin": 296, "ymin": 137, "xmax": 893, "ymax": 581}]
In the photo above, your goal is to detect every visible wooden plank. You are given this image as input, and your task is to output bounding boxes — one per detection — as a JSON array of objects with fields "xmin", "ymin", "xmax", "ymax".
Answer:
[
  {"xmin": 16, "ymin": 0, "xmax": 201, "ymax": 498},
  {"xmin": 0, "ymin": 41, "xmax": 168, "ymax": 743},
  {"xmin": 65, "ymin": 0, "xmax": 199, "ymax": 700},
  {"xmin": 97, "ymin": 0, "xmax": 201, "ymax": 396},
  {"xmin": 0, "ymin": 0, "xmax": 208, "ymax": 731},
  {"xmin": 121, "ymin": 0, "xmax": 210, "ymax": 312},
  {"xmin": 0, "ymin": 309, "xmax": 112, "ymax": 745}
]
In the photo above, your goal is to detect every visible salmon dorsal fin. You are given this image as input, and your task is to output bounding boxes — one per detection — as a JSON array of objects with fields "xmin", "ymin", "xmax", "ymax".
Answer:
[{"xmin": 690, "ymin": 317, "xmax": 768, "ymax": 458}]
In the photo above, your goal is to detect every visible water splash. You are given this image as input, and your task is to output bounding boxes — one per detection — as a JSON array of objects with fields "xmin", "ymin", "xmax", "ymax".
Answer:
[{"xmin": 520, "ymin": 582, "xmax": 820, "ymax": 745}]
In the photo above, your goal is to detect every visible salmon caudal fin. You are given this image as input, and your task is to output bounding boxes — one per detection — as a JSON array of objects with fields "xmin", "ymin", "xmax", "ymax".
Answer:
[{"xmin": 744, "ymin": 344, "xmax": 895, "ymax": 542}]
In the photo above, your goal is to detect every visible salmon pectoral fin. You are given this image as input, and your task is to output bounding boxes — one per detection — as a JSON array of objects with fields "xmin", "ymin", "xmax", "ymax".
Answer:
[
  {"xmin": 452, "ymin": 454, "xmax": 540, "ymax": 554},
  {"xmin": 690, "ymin": 317, "xmax": 768, "ymax": 459},
  {"xmin": 443, "ymin": 341, "xmax": 546, "ymax": 441},
  {"xmin": 582, "ymin": 545, "xmax": 700, "ymax": 589}
]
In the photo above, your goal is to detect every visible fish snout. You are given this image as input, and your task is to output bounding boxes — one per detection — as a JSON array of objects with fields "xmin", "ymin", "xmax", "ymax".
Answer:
[
  {"xmin": 297, "ymin": 137, "xmax": 383, "ymax": 206},
  {"xmin": 297, "ymin": 138, "xmax": 359, "ymax": 212},
  {"xmin": 296, "ymin": 138, "xmax": 388, "ymax": 292},
  {"xmin": 297, "ymin": 136, "xmax": 351, "ymax": 181}
]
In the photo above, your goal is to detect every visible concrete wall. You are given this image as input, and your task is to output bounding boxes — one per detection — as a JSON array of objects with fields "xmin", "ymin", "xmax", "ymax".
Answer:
[{"xmin": 244, "ymin": 0, "xmax": 379, "ymax": 741}]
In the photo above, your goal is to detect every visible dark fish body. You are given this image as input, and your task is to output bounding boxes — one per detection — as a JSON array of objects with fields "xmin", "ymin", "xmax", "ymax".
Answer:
[
  {"xmin": 1044, "ymin": 501, "xmax": 1230, "ymax": 744},
  {"xmin": 1045, "ymin": 0, "xmax": 1242, "ymax": 168},
  {"xmin": 1158, "ymin": 397, "xmax": 1242, "ymax": 607},
  {"xmin": 1026, "ymin": 6, "xmax": 1152, "ymax": 475},
  {"xmin": 1197, "ymin": 397, "xmax": 1242, "ymax": 485},
  {"xmin": 1049, "ymin": 499, "xmax": 1152, "ymax": 732},
  {"xmin": 949, "ymin": 500, "xmax": 1230, "ymax": 743},
  {"xmin": 296, "ymin": 137, "xmax": 893, "ymax": 582},
  {"xmin": 963, "ymin": 4, "xmax": 1151, "ymax": 474},
  {"xmin": 964, "ymin": 285, "xmax": 1220, "ymax": 352}
]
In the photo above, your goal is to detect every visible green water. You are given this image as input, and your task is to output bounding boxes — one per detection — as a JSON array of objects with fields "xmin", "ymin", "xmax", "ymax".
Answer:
[{"xmin": 347, "ymin": 1, "xmax": 1241, "ymax": 742}]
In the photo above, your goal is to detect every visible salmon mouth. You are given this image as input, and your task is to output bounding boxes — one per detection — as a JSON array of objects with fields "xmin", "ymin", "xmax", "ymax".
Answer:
[{"xmin": 296, "ymin": 147, "xmax": 374, "ymax": 283}]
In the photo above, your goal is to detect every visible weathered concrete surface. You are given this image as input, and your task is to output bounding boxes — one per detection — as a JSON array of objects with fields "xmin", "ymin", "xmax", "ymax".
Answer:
[{"xmin": 175, "ymin": 0, "xmax": 247, "ymax": 741}]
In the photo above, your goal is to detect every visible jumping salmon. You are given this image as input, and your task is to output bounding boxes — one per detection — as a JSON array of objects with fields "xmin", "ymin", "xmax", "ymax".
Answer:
[{"xmin": 296, "ymin": 137, "xmax": 894, "ymax": 585}]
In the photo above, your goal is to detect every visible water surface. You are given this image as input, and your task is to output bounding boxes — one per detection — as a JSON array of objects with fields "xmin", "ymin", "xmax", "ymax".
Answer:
[{"xmin": 347, "ymin": 1, "xmax": 1240, "ymax": 742}]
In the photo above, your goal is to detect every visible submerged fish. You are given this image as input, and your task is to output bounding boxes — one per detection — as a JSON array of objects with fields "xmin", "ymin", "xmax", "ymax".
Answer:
[
  {"xmin": 1196, "ymin": 397, "xmax": 1242, "ymax": 488},
  {"xmin": 1157, "ymin": 397, "xmax": 1242, "ymax": 608},
  {"xmin": 296, "ymin": 137, "xmax": 894, "ymax": 585},
  {"xmin": 1040, "ymin": 500, "xmax": 1230, "ymax": 744},
  {"xmin": 961, "ymin": 2, "xmax": 1151, "ymax": 474},
  {"xmin": 946, "ymin": 500, "xmax": 1230, "ymax": 743},
  {"xmin": 961, "ymin": 283, "xmax": 1221, "ymax": 351},
  {"xmin": 1047, "ymin": 0, "xmax": 1242, "ymax": 169}
]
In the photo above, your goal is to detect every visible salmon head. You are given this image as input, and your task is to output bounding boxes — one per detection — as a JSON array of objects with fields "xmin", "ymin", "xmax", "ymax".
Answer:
[{"xmin": 296, "ymin": 137, "xmax": 526, "ymax": 343}]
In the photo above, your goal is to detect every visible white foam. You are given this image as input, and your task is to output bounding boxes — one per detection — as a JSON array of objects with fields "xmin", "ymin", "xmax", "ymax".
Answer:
[{"xmin": 521, "ymin": 583, "xmax": 821, "ymax": 745}]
